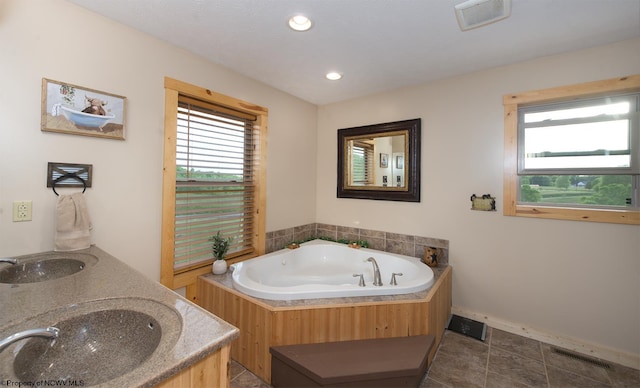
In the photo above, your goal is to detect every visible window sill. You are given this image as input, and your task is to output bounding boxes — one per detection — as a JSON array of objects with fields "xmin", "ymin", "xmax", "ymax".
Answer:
[{"xmin": 507, "ymin": 204, "xmax": 640, "ymax": 225}]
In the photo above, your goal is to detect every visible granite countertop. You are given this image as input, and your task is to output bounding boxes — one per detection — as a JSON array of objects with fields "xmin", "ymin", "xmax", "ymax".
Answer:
[{"xmin": 0, "ymin": 245, "xmax": 239, "ymax": 387}]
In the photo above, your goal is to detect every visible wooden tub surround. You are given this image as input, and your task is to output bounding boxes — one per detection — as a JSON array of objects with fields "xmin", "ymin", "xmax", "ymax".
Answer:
[{"xmin": 197, "ymin": 265, "xmax": 452, "ymax": 384}]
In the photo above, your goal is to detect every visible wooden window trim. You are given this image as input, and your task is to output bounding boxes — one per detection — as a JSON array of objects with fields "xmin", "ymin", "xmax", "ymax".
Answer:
[
  {"xmin": 161, "ymin": 77, "xmax": 268, "ymax": 291},
  {"xmin": 503, "ymin": 74, "xmax": 640, "ymax": 225}
]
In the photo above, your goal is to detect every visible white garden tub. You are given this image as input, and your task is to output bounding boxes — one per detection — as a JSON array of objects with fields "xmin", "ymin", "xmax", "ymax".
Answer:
[{"xmin": 231, "ymin": 239, "xmax": 434, "ymax": 300}]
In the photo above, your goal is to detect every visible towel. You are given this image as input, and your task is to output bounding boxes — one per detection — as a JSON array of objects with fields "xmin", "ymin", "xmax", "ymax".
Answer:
[{"xmin": 54, "ymin": 192, "xmax": 93, "ymax": 251}]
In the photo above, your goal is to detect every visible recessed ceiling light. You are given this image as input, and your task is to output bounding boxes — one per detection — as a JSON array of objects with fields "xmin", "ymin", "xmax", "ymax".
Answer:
[
  {"xmin": 288, "ymin": 15, "xmax": 312, "ymax": 31},
  {"xmin": 326, "ymin": 72, "xmax": 343, "ymax": 81}
]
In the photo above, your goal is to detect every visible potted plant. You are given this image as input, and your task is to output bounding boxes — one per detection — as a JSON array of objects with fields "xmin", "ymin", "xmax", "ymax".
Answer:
[{"xmin": 210, "ymin": 231, "xmax": 232, "ymax": 274}]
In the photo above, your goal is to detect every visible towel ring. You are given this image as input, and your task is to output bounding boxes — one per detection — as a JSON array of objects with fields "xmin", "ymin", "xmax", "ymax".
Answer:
[{"xmin": 52, "ymin": 173, "xmax": 87, "ymax": 196}]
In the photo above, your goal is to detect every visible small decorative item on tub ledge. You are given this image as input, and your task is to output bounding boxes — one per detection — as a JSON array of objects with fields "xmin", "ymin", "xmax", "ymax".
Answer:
[
  {"xmin": 347, "ymin": 242, "xmax": 361, "ymax": 249},
  {"xmin": 423, "ymin": 247, "xmax": 439, "ymax": 267},
  {"xmin": 286, "ymin": 242, "xmax": 300, "ymax": 249},
  {"xmin": 210, "ymin": 231, "xmax": 232, "ymax": 275}
]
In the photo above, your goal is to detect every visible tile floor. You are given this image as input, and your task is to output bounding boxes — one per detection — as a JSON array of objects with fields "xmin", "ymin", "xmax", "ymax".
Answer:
[{"xmin": 230, "ymin": 327, "xmax": 640, "ymax": 388}]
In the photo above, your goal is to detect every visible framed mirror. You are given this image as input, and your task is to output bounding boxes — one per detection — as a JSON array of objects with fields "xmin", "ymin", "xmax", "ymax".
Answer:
[{"xmin": 337, "ymin": 118, "xmax": 421, "ymax": 202}]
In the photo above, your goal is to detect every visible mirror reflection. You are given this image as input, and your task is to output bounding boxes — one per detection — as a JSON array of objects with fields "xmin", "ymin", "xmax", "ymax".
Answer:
[{"xmin": 346, "ymin": 132, "xmax": 407, "ymax": 189}]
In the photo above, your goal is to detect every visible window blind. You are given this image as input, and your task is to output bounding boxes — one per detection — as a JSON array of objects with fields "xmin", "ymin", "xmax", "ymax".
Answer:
[
  {"xmin": 351, "ymin": 141, "xmax": 374, "ymax": 184},
  {"xmin": 518, "ymin": 94, "xmax": 639, "ymax": 175},
  {"xmin": 174, "ymin": 97, "xmax": 259, "ymax": 271}
]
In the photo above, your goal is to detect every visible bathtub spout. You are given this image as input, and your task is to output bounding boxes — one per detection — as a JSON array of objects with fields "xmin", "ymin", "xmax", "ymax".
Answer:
[{"xmin": 367, "ymin": 257, "xmax": 383, "ymax": 286}]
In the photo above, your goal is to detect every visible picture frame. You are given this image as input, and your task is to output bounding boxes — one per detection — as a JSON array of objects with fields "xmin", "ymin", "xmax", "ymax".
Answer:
[
  {"xmin": 380, "ymin": 153, "xmax": 389, "ymax": 168},
  {"xmin": 396, "ymin": 155, "xmax": 404, "ymax": 169},
  {"xmin": 41, "ymin": 78, "xmax": 126, "ymax": 140},
  {"xmin": 337, "ymin": 118, "xmax": 421, "ymax": 202}
]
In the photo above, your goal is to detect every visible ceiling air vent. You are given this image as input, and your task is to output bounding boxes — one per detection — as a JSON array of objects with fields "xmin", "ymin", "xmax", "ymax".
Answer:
[{"xmin": 455, "ymin": 0, "xmax": 511, "ymax": 31}]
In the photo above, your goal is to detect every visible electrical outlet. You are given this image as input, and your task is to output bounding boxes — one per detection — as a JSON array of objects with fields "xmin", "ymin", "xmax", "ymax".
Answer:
[{"xmin": 13, "ymin": 201, "xmax": 32, "ymax": 222}]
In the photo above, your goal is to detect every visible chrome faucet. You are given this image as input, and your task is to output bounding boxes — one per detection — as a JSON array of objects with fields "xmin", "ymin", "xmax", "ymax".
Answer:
[
  {"xmin": 0, "ymin": 327, "xmax": 60, "ymax": 353},
  {"xmin": 367, "ymin": 257, "xmax": 383, "ymax": 286},
  {"xmin": 0, "ymin": 258, "xmax": 17, "ymax": 265}
]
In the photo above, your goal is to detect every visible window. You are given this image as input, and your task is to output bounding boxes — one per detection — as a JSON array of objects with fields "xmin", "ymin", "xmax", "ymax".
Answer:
[
  {"xmin": 174, "ymin": 97, "xmax": 258, "ymax": 270},
  {"xmin": 350, "ymin": 141, "xmax": 374, "ymax": 185},
  {"xmin": 518, "ymin": 94, "xmax": 639, "ymax": 208},
  {"xmin": 161, "ymin": 78, "xmax": 267, "ymax": 291},
  {"xmin": 503, "ymin": 75, "xmax": 640, "ymax": 225}
]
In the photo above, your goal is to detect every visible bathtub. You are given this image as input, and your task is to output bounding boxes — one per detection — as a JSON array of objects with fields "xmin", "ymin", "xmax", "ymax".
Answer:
[
  {"xmin": 231, "ymin": 239, "xmax": 434, "ymax": 300},
  {"xmin": 60, "ymin": 106, "xmax": 115, "ymax": 128}
]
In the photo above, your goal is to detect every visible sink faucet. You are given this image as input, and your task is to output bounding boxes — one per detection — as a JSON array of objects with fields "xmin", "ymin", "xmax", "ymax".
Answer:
[
  {"xmin": 0, "ymin": 258, "xmax": 17, "ymax": 265},
  {"xmin": 367, "ymin": 257, "xmax": 383, "ymax": 286},
  {"xmin": 0, "ymin": 327, "xmax": 60, "ymax": 353}
]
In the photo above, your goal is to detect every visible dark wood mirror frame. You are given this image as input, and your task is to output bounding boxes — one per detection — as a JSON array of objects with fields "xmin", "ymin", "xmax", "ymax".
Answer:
[{"xmin": 337, "ymin": 118, "xmax": 421, "ymax": 202}]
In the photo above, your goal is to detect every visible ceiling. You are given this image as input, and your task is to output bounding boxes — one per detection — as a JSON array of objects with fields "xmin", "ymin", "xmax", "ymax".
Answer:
[{"xmin": 67, "ymin": 0, "xmax": 640, "ymax": 105}]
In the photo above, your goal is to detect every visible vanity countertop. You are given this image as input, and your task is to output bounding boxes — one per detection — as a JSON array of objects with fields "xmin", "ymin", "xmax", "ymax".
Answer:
[{"xmin": 0, "ymin": 245, "xmax": 239, "ymax": 387}]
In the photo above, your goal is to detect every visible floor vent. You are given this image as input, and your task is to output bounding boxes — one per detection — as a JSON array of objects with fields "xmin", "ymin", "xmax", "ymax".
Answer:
[
  {"xmin": 551, "ymin": 347, "xmax": 611, "ymax": 369},
  {"xmin": 446, "ymin": 314, "xmax": 487, "ymax": 341}
]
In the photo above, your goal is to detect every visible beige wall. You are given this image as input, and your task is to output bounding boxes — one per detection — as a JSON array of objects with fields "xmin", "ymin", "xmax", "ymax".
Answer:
[
  {"xmin": 0, "ymin": 0, "xmax": 317, "ymax": 277},
  {"xmin": 1, "ymin": 0, "xmax": 638, "ymax": 367},
  {"xmin": 316, "ymin": 38, "xmax": 640, "ymax": 362}
]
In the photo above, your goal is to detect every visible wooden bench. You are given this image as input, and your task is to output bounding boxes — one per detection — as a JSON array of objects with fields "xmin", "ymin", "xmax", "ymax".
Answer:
[{"xmin": 270, "ymin": 335, "xmax": 435, "ymax": 387}]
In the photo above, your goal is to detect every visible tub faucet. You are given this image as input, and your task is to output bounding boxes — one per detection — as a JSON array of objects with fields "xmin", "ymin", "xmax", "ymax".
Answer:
[
  {"xmin": 390, "ymin": 272, "xmax": 403, "ymax": 286},
  {"xmin": 0, "ymin": 258, "xmax": 17, "ymax": 265},
  {"xmin": 352, "ymin": 274, "xmax": 366, "ymax": 287},
  {"xmin": 0, "ymin": 327, "xmax": 60, "ymax": 353},
  {"xmin": 367, "ymin": 257, "xmax": 383, "ymax": 286}
]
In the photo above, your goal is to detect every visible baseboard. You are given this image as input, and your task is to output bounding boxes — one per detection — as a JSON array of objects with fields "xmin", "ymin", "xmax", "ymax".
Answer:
[{"xmin": 451, "ymin": 306, "xmax": 640, "ymax": 370}]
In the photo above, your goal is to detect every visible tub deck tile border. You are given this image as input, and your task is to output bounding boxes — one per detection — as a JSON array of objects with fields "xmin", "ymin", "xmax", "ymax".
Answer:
[{"xmin": 266, "ymin": 224, "xmax": 449, "ymax": 265}]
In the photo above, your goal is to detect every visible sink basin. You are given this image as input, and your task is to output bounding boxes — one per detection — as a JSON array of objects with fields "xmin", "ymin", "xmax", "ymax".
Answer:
[
  {"xmin": 0, "ymin": 298, "xmax": 182, "ymax": 386},
  {"xmin": 0, "ymin": 253, "xmax": 97, "ymax": 284},
  {"xmin": 14, "ymin": 309, "xmax": 160, "ymax": 385}
]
